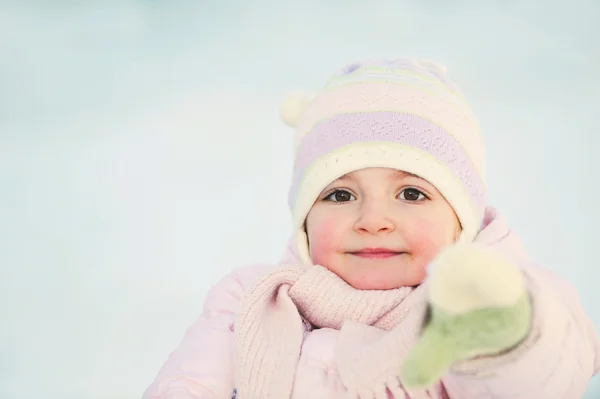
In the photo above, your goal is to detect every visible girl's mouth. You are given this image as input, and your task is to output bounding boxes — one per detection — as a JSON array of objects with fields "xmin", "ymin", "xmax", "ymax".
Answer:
[{"xmin": 350, "ymin": 248, "xmax": 406, "ymax": 259}]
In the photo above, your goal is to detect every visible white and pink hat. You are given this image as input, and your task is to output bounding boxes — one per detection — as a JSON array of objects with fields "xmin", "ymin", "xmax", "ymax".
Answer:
[{"xmin": 280, "ymin": 58, "xmax": 487, "ymax": 264}]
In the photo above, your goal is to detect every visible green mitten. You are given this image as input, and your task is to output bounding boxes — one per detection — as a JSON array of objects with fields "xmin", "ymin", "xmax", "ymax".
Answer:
[{"xmin": 399, "ymin": 244, "xmax": 532, "ymax": 391}]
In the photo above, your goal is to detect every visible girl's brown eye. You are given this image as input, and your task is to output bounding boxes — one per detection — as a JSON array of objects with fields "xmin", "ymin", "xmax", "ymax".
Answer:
[
  {"xmin": 324, "ymin": 189, "xmax": 355, "ymax": 203},
  {"xmin": 399, "ymin": 188, "xmax": 427, "ymax": 201}
]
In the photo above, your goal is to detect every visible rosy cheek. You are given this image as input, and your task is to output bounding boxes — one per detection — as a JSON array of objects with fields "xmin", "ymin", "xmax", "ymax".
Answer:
[
  {"xmin": 405, "ymin": 217, "xmax": 452, "ymax": 262},
  {"xmin": 307, "ymin": 216, "xmax": 340, "ymax": 265}
]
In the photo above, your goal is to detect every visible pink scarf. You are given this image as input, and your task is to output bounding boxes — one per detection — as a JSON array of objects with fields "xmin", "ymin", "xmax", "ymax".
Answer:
[{"xmin": 234, "ymin": 264, "xmax": 428, "ymax": 398}]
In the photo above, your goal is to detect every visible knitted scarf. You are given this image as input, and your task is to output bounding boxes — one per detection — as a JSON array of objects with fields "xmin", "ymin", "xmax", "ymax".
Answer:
[{"xmin": 234, "ymin": 263, "xmax": 428, "ymax": 398}]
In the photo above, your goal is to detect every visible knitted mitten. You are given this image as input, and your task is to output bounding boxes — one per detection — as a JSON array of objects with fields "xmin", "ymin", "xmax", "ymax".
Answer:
[{"xmin": 399, "ymin": 244, "xmax": 532, "ymax": 391}]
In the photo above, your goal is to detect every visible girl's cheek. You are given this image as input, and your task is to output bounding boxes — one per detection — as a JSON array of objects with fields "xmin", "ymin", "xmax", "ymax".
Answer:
[
  {"xmin": 307, "ymin": 216, "xmax": 340, "ymax": 264},
  {"xmin": 405, "ymin": 216, "xmax": 453, "ymax": 260}
]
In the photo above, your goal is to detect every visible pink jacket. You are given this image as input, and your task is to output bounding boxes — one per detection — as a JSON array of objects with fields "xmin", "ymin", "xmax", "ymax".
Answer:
[{"xmin": 143, "ymin": 210, "xmax": 600, "ymax": 398}]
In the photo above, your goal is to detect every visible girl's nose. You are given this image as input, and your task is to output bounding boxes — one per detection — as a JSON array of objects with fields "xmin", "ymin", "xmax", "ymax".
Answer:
[{"xmin": 353, "ymin": 201, "xmax": 396, "ymax": 234}]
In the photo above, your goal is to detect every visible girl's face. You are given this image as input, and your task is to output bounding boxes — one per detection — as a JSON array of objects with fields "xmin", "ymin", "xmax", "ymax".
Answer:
[{"xmin": 305, "ymin": 167, "xmax": 461, "ymax": 290}]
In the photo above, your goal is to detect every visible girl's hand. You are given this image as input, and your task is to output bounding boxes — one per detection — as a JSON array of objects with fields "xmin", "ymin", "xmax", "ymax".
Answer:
[{"xmin": 399, "ymin": 244, "xmax": 532, "ymax": 391}]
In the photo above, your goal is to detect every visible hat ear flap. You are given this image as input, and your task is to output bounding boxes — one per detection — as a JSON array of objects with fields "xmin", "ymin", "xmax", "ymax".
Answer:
[{"xmin": 279, "ymin": 91, "xmax": 313, "ymax": 128}]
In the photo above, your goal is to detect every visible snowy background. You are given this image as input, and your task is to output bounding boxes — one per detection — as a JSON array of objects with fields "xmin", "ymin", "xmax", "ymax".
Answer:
[{"xmin": 1, "ymin": 1, "xmax": 599, "ymax": 398}]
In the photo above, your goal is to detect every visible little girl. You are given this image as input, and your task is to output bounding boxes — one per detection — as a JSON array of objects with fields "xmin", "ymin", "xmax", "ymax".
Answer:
[{"xmin": 143, "ymin": 58, "xmax": 600, "ymax": 398}]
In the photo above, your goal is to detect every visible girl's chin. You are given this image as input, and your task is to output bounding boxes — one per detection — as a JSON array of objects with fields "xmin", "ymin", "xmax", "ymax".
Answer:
[
  {"xmin": 318, "ymin": 256, "xmax": 427, "ymax": 290},
  {"xmin": 342, "ymin": 269, "xmax": 425, "ymax": 290}
]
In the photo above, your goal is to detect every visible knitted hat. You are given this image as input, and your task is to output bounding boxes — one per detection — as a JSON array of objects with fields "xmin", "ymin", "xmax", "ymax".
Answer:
[{"xmin": 280, "ymin": 58, "xmax": 487, "ymax": 265}]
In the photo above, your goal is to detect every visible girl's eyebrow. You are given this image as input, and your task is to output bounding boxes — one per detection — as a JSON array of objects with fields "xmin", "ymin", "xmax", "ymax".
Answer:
[
  {"xmin": 391, "ymin": 170, "xmax": 418, "ymax": 180},
  {"xmin": 336, "ymin": 173, "xmax": 353, "ymax": 181},
  {"xmin": 336, "ymin": 170, "xmax": 418, "ymax": 182}
]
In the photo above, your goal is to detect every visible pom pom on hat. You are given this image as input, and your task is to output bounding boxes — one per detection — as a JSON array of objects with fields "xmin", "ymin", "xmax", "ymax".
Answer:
[{"xmin": 279, "ymin": 90, "xmax": 313, "ymax": 128}]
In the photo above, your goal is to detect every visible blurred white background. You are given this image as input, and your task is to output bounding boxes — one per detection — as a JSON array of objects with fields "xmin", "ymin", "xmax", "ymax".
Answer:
[{"xmin": 1, "ymin": 1, "xmax": 598, "ymax": 398}]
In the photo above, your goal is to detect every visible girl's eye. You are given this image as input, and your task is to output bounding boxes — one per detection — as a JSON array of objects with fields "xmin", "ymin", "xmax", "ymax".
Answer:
[
  {"xmin": 324, "ymin": 189, "xmax": 356, "ymax": 203},
  {"xmin": 398, "ymin": 188, "xmax": 427, "ymax": 201}
]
